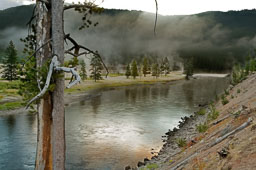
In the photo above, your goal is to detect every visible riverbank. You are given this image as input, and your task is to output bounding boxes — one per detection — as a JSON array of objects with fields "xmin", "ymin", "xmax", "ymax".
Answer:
[
  {"xmin": 0, "ymin": 71, "xmax": 185, "ymax": 115},
  {"xmin": 137, "ymin": 73, "xmax": 256, "ymax": 170}
]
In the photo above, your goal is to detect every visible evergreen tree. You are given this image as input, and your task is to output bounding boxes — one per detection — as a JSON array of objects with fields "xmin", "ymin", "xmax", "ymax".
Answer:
[
  {"xmin": 160, "ymin": 58, "xmax": 165, "ymax": 75},
  {"xmin": 79, "ymin": 60, "xmax": 87, "ymax": 81},
  {"xmin": 125, "ymin": 64, "xmax": 131, "ymax": 78},
  {"xmin": 142, "ymin": 57, "xmax": 149, "ymax": 77},
  {"xmin": 152, "ymin": 63, "xmax": 160, "ymax": 78},
  {"xmin": 183, "ymin": 57, "xmax": 194, "ymax": 80},
  {"xmin": 163, "ymin": 57, "xmax": 170, "ymax": 76},
  {"xmin": 1, "ymin": 41, "xmax": 19, "ymax": 81},
  {"xmin": 131, "ymin": 60, "xmax": 138, "ymax": 79},
  {"xmin": 90, "ymin": 54, "xmax": 103, "ymax": 82}
]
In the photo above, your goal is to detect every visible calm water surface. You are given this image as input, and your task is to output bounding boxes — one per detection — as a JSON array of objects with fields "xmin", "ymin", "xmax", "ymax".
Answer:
[{"xmin": 0, "ymin": 77, "xmax": 229, "ymax": 170}]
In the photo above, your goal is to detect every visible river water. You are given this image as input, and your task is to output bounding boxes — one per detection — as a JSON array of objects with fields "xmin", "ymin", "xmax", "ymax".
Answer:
[{"xmin": 0, "ymin": 77, "xmax": 229, "ymax": 170}]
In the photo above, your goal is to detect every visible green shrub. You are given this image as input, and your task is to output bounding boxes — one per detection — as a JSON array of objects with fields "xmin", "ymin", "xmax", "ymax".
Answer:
[
  {"xmin": 146, "ymin": 163, "xmax": 159, "ymax": 170},
  {"xmin": 224, "ymin": 89, "xmax": 229, "ymax": 95},
  {"xmin": 197, "ymin": 108, "xmax": 206, "ymax": 115},
  {"xmin": 208, "ymin": 105, "xmax": 219, "ymax": 120},
  {"xmin": 237, "ymin": 89, "xmax": 241, "ymax": 93},
  {"xmin": 0, "ymin": 101, "xmax": 23, "ymax": 110},
  {"xmin": 176, "ymin": 138, "xmax": 187, "ymax": 148},
  {"xmin": 0, "ymin": 95, "xmax": 3, "ymax": 100},
  {"xmin": 0, "ymin": 81, "xmax": 20, "ymax": 90},
  {"xmin": 221, "ymin": 97, "xmax": 229, "ymax": 105},
  {"xmin": 196, "ymin": 123, "xmax": 208, "ymax": 133}
]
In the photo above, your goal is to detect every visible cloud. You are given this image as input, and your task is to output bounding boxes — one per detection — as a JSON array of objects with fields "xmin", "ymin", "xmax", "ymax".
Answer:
[
  {"xmin": 0, "ymin": 0, "xmax": 32, "ymax": 10},
  {"xmin": 0, "ymin": 27, "xmax": 27, "ymax": 52}
]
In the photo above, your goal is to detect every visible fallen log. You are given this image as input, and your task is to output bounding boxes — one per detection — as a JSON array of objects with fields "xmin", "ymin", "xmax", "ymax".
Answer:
[{"xmin": 208, "ymin": 117, "xmax": 252, "ymax": 148}]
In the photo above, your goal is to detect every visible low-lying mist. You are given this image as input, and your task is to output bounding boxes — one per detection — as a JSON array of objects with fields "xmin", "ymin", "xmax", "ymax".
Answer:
[{"xmin": 1, "ymin": 6, "xmax": 256, "ymax": 71}]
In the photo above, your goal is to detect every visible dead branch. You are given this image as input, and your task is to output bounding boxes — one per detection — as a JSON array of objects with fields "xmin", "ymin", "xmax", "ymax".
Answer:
[
  {"xmin": 65, "ymin": 34, "xmax": 109, "ymax": 77},
  {"xmin": 154, "ymin": 0, "xmax": 158, "ymax": 35},
  {"xmin": 208, "ymin": 117, "xmax": 253, "ymax": 148},
  {"xmin": 26, "ymin": 55, "xmax": 81, "ymax": 109},
  {"xmin": 64, "ymin": 4, "xmax": 96, "ymax": 11},
  {"xmin": 212, "ymin": 114, "xmax": 230, "ymax": 125},
  {"xmin": 170, "ymin": 152, "xmax": 198, "ymax": 170},
  {"xmin": 38, "ymin": 0, "xmax": 50, "ymax": 5},
  {"xmin": 170, "ymin": 117, "xmax": 253, "ymax": 169},
  {"xmin": 22, "ymin": 38, "xmax": 52, "ymax": 68},
  {"xmin": 26, "ymin": 55, "xmax": 57, "ymax": 109}
]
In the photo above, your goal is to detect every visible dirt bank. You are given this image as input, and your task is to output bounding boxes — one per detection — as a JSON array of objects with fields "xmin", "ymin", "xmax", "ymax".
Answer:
[{"xmin": 136, "ymin": 73, "xmax": 256, "ymax": 170}]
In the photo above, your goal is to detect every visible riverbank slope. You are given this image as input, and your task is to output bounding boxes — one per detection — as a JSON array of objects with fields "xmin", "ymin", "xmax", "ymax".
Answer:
[{"xmin": 140, "ymin": 73, "xmax": 256, "ymax": 170}]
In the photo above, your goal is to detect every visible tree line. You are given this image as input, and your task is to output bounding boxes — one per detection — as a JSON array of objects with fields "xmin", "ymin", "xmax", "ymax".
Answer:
[
  {"xmin": 125, "ymin": 57, "xmax": 170, "ymax": 79},
  {"xmin": 0, "ymin": 41, "xmax": 104, "ymax": 82}
]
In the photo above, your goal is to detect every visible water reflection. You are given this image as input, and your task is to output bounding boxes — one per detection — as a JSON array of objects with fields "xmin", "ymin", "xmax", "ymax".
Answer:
[
  {"xmin": 5, "ymin": 115, "xmax": 16, "ymax": 135},
  {"xmin": 65, "ymin": 77, "xmax": 229, "ymax": 169},
  {"xmin": 90, "ymin": 95, "xmax": 101, "ymax": 114},
  {"xmin": 0, "ymin": 77, "xmax": 229, "ymax": 170}
]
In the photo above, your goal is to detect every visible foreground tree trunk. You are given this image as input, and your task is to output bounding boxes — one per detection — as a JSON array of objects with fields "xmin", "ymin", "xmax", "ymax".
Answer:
[
  {"xmin": 35, "ymin": 1, "xmax": 53, "ymax": 170},
  {"xmin": 35, "ymin": 0, "xmax": 65, "ymax": 169},
  {"xmin": 51, "ymin": 0, "xmax": 65, "ymax": 169}
]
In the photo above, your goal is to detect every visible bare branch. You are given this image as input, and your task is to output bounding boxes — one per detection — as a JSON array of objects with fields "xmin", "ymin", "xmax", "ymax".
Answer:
[
  {"xmin": 22, "ymin": 39, "xmax": 52, "ymax": 68},
  {"xmin": 26, "ymin": 55, "xmax": 81, "ymax": 109},
  {"xmin": 64, "ymin": 4, "xmax": 96, "ymax": 11},
  {"xmin": 38, "ymin": 0, "xmax": 50, "ymax": 5},
  {"xmin": 208, "ymin": 117, "xmax": 253, "ymax": 148},
  {"xmin": 65, "ymin": 34, "xmax": 109, "ymax": 77},
  {"xmin": 26, "ymin": 55, "xmax": 57, "ymax": 109},
  {"xmin": 154, "ymin": 0, "xmax": 158, "ymax": 35}
]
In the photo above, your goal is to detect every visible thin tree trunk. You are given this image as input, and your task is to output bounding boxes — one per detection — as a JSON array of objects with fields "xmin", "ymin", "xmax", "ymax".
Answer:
[
  {"xmin": 51, "ymin": 0, "xmax": 65, "ymax": 169},
  {"xmin": 35, "ymin": 1, "xmax": 53, "ymax": 170}
]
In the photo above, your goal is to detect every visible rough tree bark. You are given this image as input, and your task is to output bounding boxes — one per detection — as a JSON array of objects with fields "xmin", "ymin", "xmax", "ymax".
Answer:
[
  {"xmin": 51, "ymin": 0, "xmax": 65, "ymax": 169},
  {"xmin": 35, "ymin": 0, "xmax": 65, "ymax": 169},
  {"xmin": 35, "ymin": 1, "xmax": 53, "ymax": 170}
]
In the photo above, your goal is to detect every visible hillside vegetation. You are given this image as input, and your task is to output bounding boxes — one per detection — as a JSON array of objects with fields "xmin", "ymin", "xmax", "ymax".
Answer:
[{"xmin": 0, "ymin": 5, "xmax": 256, "ymax": 71}]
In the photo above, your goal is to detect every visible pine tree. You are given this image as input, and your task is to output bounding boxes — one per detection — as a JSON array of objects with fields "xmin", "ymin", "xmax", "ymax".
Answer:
[
  {"xmin": 160, "ymin": 58, "xmax": 165, "ymax": 75},
  {"xmin": 163, "ymin": 57, "xmax": 170, "ymax": 76},
  {"xmin": 142, "ymin": 57, "xmax": 149, "ymax": 77},
  {"xmin": 1, "ymin": 41, "xmax": 19, "ymax": 81},
  {"xmin": 152, "ymin": 63, "xmax": 160, "ymax": 78},
  {"xmin": 125, "ymin": 64, "xmax": 131, "ymax": 78},
  {"xmin": 79, "ymin": 60, "xmax": 87, "ymax": 81},
  {"xmin": 183, "ymin": 57, "xmax": 194, "ymax": 80},
  {"xmin": 90, "ymin": 54, "xmax": 103, "ymax": 82},
  {"xmin": 131, "ymin": 60, "xmax": 138, "ymax": 79}
]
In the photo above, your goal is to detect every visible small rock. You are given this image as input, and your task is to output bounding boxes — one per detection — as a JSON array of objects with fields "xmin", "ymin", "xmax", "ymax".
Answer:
[
  {"xmin": 144, "ymin": 158, "xmax": 150, "ymax": 162},
  {"xmin": 125, "ymin": 166, "xmax": 131, "ymax": 170},
  {"xmin": 251, "ymin": 124, "xmax": 256, "ymax": 131},
  {"xmin": 218, "ymin": 148, "xmax": 229, "ymax": 159},
  {"xmin": 137, "ymin": 161, "xmax": 145, "ymax": 167}
]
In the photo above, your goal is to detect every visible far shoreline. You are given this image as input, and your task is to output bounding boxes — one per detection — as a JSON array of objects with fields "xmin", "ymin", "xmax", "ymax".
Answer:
[
  {"xmin": 0, "ymin": 72, "xmax": 230, "ymax": 116},
  {"xmin": 0, "ymin": 71, "xmax": 185, "ymax": 116}
]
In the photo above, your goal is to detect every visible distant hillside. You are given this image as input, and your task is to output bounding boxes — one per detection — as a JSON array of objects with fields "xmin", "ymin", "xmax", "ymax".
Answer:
[
  {"xmin": 0, "ymin": 5, "xmax": 34, "ymax": 30},
  {"xmin": 0, "ymin": 5, "xmax": 256, "ymax": 71}
]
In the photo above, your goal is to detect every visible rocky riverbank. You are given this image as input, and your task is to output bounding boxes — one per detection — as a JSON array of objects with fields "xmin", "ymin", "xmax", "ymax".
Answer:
[{"xmin": 130, "ymin": 73, "xmax": 256, "ymax": 170}]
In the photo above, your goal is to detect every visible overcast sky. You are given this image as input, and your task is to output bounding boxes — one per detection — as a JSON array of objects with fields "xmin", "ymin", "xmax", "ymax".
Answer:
[{"xmin": 1, "ymin": 0, "xmax": 256, "ymax": 15}]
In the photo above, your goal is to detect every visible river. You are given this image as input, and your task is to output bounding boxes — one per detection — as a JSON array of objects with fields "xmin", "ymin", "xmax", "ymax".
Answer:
[{"xmin": 0, "ymin": 77, "xmax": 229, "ymax": 170}]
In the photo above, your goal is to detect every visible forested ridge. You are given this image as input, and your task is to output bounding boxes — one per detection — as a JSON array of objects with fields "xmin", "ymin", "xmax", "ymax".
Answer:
[{"xmin": 1, "ymin": 5, "xmax": 256, "ymax": 71}]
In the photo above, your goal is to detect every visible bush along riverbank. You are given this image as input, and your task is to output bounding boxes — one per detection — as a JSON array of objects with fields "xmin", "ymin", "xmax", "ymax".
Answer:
[{"xmin": 129, "ymin": 73, "xmax": 256, "ymax": 170}]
